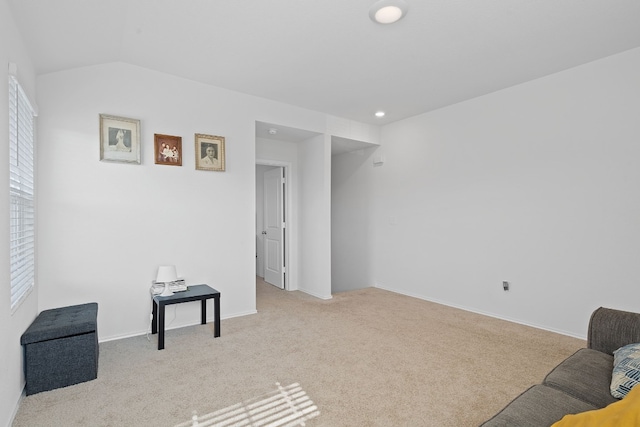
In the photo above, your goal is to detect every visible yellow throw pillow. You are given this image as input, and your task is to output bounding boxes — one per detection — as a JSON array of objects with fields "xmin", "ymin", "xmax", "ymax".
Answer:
[{"xmin": 552, "ymin": 384, "xmax": 640, "ymax": 427}]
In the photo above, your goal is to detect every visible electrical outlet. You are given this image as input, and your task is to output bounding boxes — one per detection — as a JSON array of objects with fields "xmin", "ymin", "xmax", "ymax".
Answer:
[{"xmin": 503, "ymin": 281, "xmax": 509, "ymax": 291}]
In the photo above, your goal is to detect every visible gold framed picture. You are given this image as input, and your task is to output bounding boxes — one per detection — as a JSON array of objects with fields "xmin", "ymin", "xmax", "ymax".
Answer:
[
  {"xmin": 99, "ymin": 114, "xmax": 141, "ymax": 164},
  {"xmin": 154, "ymin": 134, "xmax": 182, "ymax": 166},
  {"xmin": 195, "ymin": 133, "xmax": 225, "ymax": 171}
]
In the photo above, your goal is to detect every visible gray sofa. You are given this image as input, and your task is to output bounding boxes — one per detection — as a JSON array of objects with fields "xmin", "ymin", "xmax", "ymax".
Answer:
[{"xmin": 481, "ymin": 307, "xmax": 640, "ymax": 427}]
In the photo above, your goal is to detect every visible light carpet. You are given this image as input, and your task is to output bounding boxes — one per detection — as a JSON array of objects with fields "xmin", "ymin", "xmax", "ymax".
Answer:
[{"xmin": 12, "ymin": 278, "xmax": 585, "ymax": 426}]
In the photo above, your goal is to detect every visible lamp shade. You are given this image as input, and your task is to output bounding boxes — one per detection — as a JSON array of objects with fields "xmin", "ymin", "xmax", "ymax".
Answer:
[{"xmin": 156, "ymin": 265, "xmax": 177, "ymax": 283}]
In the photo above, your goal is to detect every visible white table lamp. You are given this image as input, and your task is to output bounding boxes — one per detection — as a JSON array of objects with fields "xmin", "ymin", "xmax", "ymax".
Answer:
[{"xmin": 156, "ymin": 265, "xmax": 177, "ymax": 297}]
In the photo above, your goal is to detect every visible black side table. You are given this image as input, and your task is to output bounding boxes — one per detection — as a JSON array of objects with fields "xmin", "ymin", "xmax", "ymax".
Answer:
[{"xmin": 151, "ymin": 284, "xmax": 220, "ymax": 350}]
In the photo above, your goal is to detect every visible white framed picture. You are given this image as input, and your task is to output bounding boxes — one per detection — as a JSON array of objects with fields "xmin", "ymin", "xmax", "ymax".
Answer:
[
  {"xmin": 195, "ymin": 133, "xmax": 225, "ymax": 171},
  {"xmin": 99, "ymin": 114, "xmax": 141, "ymax": 164}
]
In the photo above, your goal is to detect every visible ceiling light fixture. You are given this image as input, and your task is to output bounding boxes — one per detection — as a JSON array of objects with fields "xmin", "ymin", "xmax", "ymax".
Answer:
[
  {"xmin": 375, "ymin": 111, "xmax": 386, "ymax": 118},
  {"xmin": 369, "ymin": 0, "xmax": 408, "ymax": 24},
  {"xmin": 268, "ymin": 128, "xmax": 278, "ymax": 135}
]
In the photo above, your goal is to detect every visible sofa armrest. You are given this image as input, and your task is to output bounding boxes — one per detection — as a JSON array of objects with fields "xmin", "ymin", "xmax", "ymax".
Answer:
[{"xmin": 587, "ymin": 307, "xmax": 640, "ymax": 355}]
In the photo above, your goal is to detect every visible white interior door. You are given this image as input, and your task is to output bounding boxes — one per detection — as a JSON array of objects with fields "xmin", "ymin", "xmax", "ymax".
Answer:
[{"xmin": 263, "ymin": 167, "xmax": 284, "ymax": 289}]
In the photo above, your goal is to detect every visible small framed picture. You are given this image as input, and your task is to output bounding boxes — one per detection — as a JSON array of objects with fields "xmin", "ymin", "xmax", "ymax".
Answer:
[
  {"xmin": 195, "ymin": 133, "xmax": 225, "ymax": 171},
  {"xmin": 154, "ymin": 134, "xmax": 182, "ymax": 166},
  {"xmin": 99, "ymin": 114, "xmax": 141, "ymax": 164}
]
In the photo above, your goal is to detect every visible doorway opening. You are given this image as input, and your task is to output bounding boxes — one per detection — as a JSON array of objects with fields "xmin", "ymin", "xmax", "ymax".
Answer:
[
  {"xmin": 256, "ymin": 162, "xmax": 289, "ymax": 290},
  {"xmin": 255, "ymin": 120, "xmax": 325, "ymax": 297}
]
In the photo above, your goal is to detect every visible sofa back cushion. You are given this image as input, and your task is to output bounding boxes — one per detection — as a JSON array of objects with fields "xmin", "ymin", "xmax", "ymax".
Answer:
[{"xmin": 588, "ymin": 307, "xmax": 640, "ymax": 356}]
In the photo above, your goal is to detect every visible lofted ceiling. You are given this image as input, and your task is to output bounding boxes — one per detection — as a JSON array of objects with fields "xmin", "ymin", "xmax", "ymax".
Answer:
[{"xmin": 8, "ymin": 0, "xmax": 640, "ymax": 126}]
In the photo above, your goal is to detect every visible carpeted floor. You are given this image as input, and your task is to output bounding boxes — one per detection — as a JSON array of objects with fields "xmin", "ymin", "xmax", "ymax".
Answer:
[{"xmin": 12, "ymin": 278, "xmax": 585, "ymax": 426}]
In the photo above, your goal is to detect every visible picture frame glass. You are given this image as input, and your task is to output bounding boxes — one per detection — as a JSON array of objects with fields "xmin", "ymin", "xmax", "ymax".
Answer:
[
  {"xmin": 100, "ymin": 114, "xmax": 141, "ymax": 164},
  {"xmin": 195, "ymin": 134, "xmax": 225, "ymax": 171},
  {"xmin": 154, "ymin": 134, "xmax": 182, "ymax": 166}
]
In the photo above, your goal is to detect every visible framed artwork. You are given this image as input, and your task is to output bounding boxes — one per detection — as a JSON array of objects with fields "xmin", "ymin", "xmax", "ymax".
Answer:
[
  {"xmin": 99, "ymin": 114, "xmax": 141, "ymax": 164},
  {"xmin": 195, "ymin": 133, "xmax": 225, "ymax": 171},
  {"xmin": 154, "ymin": 134, "xmax": 182, "ymax": 166}
]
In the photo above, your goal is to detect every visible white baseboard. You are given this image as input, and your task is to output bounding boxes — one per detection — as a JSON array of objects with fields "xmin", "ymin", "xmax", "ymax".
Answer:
[
  {"xmin": 374, "ymin": 283, "xmax": 585, "ymax": 340},
  {"xmin": 8, "ymin": 388, "xmax": 25, "ymax": 427},
  {"xmin": 98, "ymin": 309, "xmax": 258, "ymax": 343},
  {"xmin": 299, "ymin": 288, "xmax": 333, "ymax": 300}
]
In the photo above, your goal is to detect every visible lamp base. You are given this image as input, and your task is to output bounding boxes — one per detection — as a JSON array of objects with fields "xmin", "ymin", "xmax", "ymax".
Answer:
[{"xmin": 159, "ymin": 282, "xmax": 174, "ymax": 297}]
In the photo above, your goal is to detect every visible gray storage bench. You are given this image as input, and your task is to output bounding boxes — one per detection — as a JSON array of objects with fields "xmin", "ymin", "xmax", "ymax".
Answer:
[{"xmin": 20, "ymin": 302, "xmax": 99, "ymax": 395}]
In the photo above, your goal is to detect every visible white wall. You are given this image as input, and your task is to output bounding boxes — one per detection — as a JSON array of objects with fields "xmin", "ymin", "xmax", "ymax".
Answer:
[
  {"xmin": 36, "ymin": 62, "xmax": 343, "ymax": 341},
  {"xmin": 373, "ymin": 47, "xmax": 640, "ymax": 338},
  {"xmin": 0, "ymin": 1, "xmax": 38, "ymax": 425},
  {"xmin": 331, "ymin": 147, "xmax": 379, "ymax": 292},
  {"xmin": 298, "ymin": 134, "xmax": 333, "ymax": 299},
  {"xmin": 326, "ymin": 115, "xmax": 381, "ymax": 145}
]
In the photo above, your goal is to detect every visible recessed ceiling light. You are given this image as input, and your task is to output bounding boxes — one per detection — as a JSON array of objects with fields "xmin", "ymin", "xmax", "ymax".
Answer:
[
  {"xmin": 369, "ymin": 0, "xmax": 408, "ymax": 24},
  {"xmin": 375, "ymin": 111, "xmax": 386, "ymax": 118}
]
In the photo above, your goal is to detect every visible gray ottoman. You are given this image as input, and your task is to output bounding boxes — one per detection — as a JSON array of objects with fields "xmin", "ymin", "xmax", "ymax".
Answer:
[{"xmin": 20, "ymin": 303, "xmax": 98, "ymax": 395}]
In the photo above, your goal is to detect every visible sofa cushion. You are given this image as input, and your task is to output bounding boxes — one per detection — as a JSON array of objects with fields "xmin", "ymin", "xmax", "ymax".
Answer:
[
  {"xmin": 543, "ymin": 348, "xmax": 617, "ymax": 408},
  {"xmin": 480, "ymin": 384, "xmax": 598, "ymax": 427},
  {"xmin": 610, "ymin": 343, "xmax": 640, "ymax": 398},
  {"xmin": 551, "ymin": 381, "xmax": 640, "ymax": 426}
]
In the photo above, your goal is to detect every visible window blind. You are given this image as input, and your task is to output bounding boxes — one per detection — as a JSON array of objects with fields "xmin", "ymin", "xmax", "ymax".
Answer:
[{"xmin": 9, "ymin": 76, "xmax": 35, "ymax": 309}]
